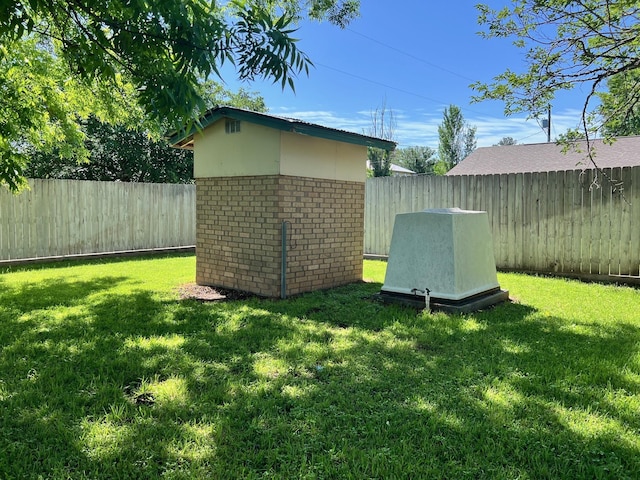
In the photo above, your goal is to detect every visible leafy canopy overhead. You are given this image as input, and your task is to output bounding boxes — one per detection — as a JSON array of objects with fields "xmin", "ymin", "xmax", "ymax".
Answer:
[
  {"xmin": 473, "ymin": 0, "xmax": 640, "ymax": 137},
  {"xmin": 0, "ymin": 0, "xmax": 359, "ymax": 192},
  {"xmin": 0, "ymin": 35, "xmax": 138, "ymax": 192},
  {"xmin": 1, "ymin": 0, "xmax": 357, "ymax": 120}
]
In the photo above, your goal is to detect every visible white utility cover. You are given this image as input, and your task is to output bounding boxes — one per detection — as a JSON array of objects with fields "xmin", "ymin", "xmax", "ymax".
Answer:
[{"xmin": 382, "ymin": 208, "xmax": 500, "ymax": 301}]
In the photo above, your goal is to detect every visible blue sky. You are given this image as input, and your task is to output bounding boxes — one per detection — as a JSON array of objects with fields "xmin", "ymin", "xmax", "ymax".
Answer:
[{"xmin": 223, "ymin": 1, "xmax": 589, "ymax": 149}]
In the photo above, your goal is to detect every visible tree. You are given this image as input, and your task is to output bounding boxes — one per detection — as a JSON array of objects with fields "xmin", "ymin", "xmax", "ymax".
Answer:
[
  {"xmin": 24, "ymin": 86, "xmax": 267, "ymax": 183},
  {"xmin": 25, "ymin": 117, "xmax": 194, "ymax": 183},
  {"xmin": 0, "ymin": 0, "xmax": 360, "ymax": 191},
  {"xmin": 495, "ymin": 137, "xmax": 517, "ymax": 146},
  {"xmin": 0, "ymin": 35, "xmax": 140, "ymax": 192},
  {"xmin": 393, "ymin": 146, "xmax": 437, "ymax": 174},
  {"xmin": 200, "ymin": 84, "xmax": 267, "ymax": 114},
  {"xmin": 437, "ymin": 105, "xmax": 477, "ymax": 171},
  {"xmin": 367, "ymin": 101, "xmax": 396, "ymax": 177},
  {"xmin": 600, "ymin": 70, "xmax": 640, "ymax": 136},
  {"xmin": 473, "ymin": 1, "xmax": 640, "ymax": 142}
]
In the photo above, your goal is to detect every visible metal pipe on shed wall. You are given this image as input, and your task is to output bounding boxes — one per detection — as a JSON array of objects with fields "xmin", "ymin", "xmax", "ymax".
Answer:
[{"xmin": 281, "ymin": 221, "xmax": 287, "ymax": 299}]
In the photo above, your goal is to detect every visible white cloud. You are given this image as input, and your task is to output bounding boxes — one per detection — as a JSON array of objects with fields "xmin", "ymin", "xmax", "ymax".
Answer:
[
  {"xmin": 269, "ymin": 107, "xmax": 586, "ymax": 150},
  {"xmin": 469, "ymin": 109, "xmax": 585, "ymax": 147},
  {"xmin": 271, "ymin": 107, "xmax": 372, "ymax": 135}
]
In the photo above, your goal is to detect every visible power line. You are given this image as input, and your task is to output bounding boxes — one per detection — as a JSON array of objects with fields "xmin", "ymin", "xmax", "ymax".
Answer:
[
  {"xmin": 316, "ymin": 60, "xmax": 552, "ymax": 146},
  {"xmin": 315, "ymin": 62, "xmax": 445, "ymax": 106},
  {"xmin": 516, "ymin": 130, "xmax": 545, "ymax": 144},
  {"xmin": 346, "ymin": 28, "xmax": 477, "ymax": 83},
  {"xmin": 311, "ymin": 29, "xmax": 548, "ymax": 143},
  {"xmin": 314, "ymin": 62, "xmax": 502, "ymax": 119}
]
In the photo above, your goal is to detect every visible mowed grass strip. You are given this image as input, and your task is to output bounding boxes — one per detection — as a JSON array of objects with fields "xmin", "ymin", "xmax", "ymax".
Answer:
[{"xmin": 1, "ymin": 255, "xmax": 639, "ymax": 479}]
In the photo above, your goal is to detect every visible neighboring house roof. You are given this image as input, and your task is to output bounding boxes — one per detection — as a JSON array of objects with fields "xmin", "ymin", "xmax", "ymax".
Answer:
[
  {"xmin": 447, "ymin": 136, "xmax": 640, "ymax": 175},
  {"xmin": 169, "ymin": 106, "xmax": 397, "ymax": 151},
  {"xmin": 390, "ymin": 164, "xmax": 416, "ymax": 175},
  {"xmin": 366, "ymin": 161, "xmax": 416, "ymax": 175}
]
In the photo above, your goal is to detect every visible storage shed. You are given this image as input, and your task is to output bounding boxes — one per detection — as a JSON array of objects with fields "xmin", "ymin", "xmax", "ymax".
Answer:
[{"xmin": 170, "ymin": 107, "xmax": 395, "ymax": 298}]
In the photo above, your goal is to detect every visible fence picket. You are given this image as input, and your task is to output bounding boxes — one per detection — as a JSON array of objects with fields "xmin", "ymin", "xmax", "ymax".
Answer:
[
  {"xmin": 632, "ymin": 167, "xmax": 640, "ymax": 276},
  {"xmin": 7, "ymin": 189, "xmax": 18, "ymax": 259},
  {"xmin": 618, "ymin": 167, "xmax": 633, "ymax": 275},
  {"xmin": 486, "ymin": 175, "xmax": 500, "ymax": 262},
  {"xmin": 587, "ymin": 171, "xmax": 602, "ymax": 274},
  {"xmin": 452, "ymin": 175, "xmax": 461, "ymax": 209},
  {"xmin": 608, "ymin": 167, "xmax": 624, "ymax": 275},
  {"xmin": 569, "ymin": 170, "xmax": 583, "ymax": 273},
  {"xmin": 512, "ymin": 173, "xmax": 523, "ymax": 269},
  {"xmin": 561, "ymin": 170, "xmax": 572, "ymax": 272},
  {"xmin": 600, "ymin": 169, "xmax": 614, "ymax": 275}
]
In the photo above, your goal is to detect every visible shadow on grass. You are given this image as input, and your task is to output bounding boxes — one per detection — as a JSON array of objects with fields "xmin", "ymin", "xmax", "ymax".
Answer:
[
  {"xmin": 0, "ymin": 276, "xmax": 129, "ymax": 312},
  {"xmin": 1, "ymin": 279, "xmax": 639, "ymax": 478},
  {"xmin": 0, "ymin": 252, "xmax": 194, "ymax": 274}
]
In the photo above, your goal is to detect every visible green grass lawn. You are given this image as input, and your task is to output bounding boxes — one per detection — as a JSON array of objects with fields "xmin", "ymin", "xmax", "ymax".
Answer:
[{"xmin": 1, "ymin": 255, "xmax": 640, "ymax": 479}]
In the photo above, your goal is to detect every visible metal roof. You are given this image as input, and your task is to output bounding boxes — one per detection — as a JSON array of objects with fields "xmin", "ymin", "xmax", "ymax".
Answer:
[
  {"xmin": 447, "ymin": 136, "xmax": 640, "ymax": 175},
  {"xmin": 169, "ymin": 106, "xmax": 397, "ymax": 151}
]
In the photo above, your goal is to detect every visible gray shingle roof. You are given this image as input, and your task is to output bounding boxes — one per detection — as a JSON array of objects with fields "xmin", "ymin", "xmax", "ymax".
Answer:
[{"xmin": 447, "ymin": 136, "xmax": 640, "ymax": 175}]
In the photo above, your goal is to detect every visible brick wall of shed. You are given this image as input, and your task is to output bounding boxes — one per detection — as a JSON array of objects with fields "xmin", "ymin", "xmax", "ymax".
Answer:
[
  {"xmin": 278, "ymin": 176, "xmax": 364, "ymax": 295},
  {"xmin": 196, "ymin": 176, "xmax": 281, "ymax": 297},
  {"xmin": 196, "ymin": 175, "xmax": 364, "ymax": 297}
]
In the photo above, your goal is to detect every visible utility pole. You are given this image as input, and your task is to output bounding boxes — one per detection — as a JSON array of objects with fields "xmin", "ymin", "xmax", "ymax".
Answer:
[
  {"xmin": 547, "ymin": 105, "xmax": 551, "ymax": 143},
  {"xmin": 541, "ymin": 105, "xmax": 552, "ymax": 142}
]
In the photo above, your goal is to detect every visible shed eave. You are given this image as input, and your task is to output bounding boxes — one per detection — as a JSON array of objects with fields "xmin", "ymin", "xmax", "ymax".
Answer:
[{"xmin": 168, "ymin": 106, "xmax": 396, "ymax": 151}]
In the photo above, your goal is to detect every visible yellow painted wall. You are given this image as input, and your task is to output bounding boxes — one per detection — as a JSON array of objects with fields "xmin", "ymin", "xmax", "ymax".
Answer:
[
  {"xmin": 193, "ymin": 120, "xmax": 280, "ymax": 178},
  {"xmin": 280, "ymin": 132, "xmax": 367, "ymax": 183},
  {"xmin": 193, "ymin": 118, "xmax": 367, "ymax": 182}
]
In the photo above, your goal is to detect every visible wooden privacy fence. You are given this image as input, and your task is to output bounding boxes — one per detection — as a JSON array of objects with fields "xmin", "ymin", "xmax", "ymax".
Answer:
[
  {"xmin": 3, "ymin": 172, "xmax": 640, "ymax": 278},
  {"xmin": 0, "ymin": 179, "xmax": 195, "ymax": 262},
  {"xmin": 365, "ymin": 167, "xmax": 640, "ymax": 278}
]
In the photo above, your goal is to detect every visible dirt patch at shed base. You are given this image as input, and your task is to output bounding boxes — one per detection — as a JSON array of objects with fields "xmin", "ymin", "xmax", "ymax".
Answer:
[{"xmin": 177, "ymin": 283, "xmax": 256, "ymax": 302}]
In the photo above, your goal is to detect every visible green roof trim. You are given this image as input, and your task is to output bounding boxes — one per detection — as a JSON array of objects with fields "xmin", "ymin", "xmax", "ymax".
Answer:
[{"xmin": 169, "ymin": 106, "xmax": 397, "ymax": 151}]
